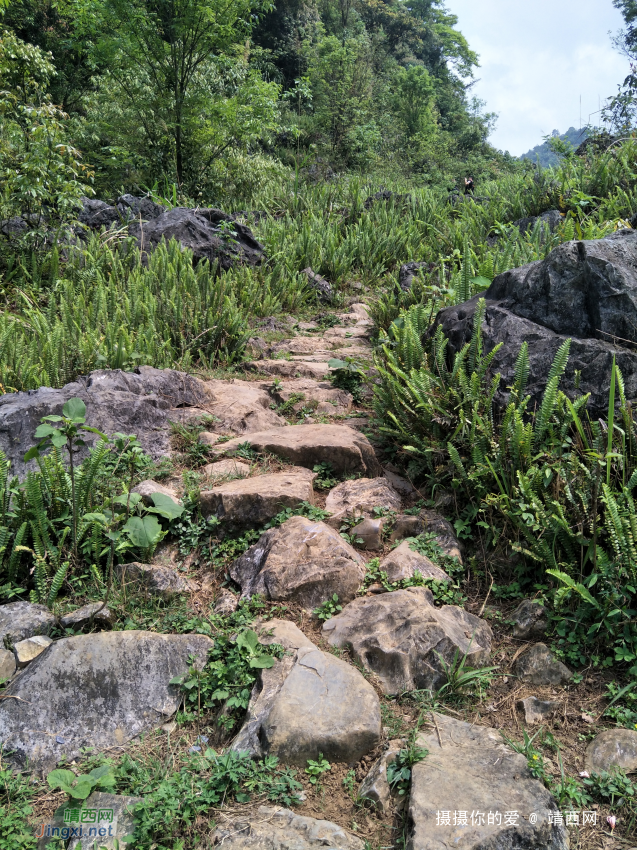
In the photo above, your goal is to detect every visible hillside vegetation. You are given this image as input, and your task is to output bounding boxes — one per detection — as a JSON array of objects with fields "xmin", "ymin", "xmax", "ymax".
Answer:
[{"xmin": 3, "ymin": 1, "xmax": 637, "ymax": 849}]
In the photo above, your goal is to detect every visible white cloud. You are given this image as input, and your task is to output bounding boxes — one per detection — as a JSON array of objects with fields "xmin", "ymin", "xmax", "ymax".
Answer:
[{"xmin": 445, "ymin": 0, "xmax": 629, "ymax": 155}]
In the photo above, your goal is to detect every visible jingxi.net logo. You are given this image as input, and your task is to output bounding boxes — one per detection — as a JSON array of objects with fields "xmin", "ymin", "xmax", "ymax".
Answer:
[{"xmin": 34, "ymin": 806, "xmax": 117, "ymax": 841}]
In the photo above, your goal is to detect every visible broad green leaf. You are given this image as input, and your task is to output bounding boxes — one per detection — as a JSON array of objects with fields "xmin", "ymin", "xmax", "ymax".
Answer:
[
  {"xmin": 236, "ymin": 629, "xmax": 259, "ymax": 653},
  {"xmin": 51, "ymin": 434, "xmax": 67, "ymax": 448},
  {"xmin": 62, "ymin": 397, "xmax": 86, "ymax": 421},
  {"xmin": 249, "ymin": 655, "xmax": 275, "ymax": 669},
  {"xmin": 328, "ymin": 358, "xmax": 347, "ymax": 369},
  {"xmin": 34, "ymin": 424, "xmax": 58, "ymax": 438},
  {"xmin": 113, "ymin": 493, "xmax": 142, "ymax": 508},
  {"xmin": 23, "ymin": 446, "xmax": 40, "ymax": 462},
  {"xmin": 123, "ymin": 515, "xmax": 162, "ymax": 549},
  {"xmin": 47, "ymin": 769, "xmax": 76, "ymax": 790},
  {"xmin": 70, "ymin": 777, "xmax": 96, "ymax": 799},
  {"xmin": 147, "ymin": 492, "xmax": 184, "ymax": 519}
]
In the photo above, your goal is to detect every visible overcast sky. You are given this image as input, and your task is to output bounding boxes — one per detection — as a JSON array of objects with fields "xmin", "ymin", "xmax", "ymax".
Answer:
[{"xmin": 445, "ymin": 0, "xmax": 629, "ymax": 156}]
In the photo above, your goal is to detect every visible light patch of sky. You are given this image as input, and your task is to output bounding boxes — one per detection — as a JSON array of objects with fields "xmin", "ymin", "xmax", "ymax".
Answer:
[{"xmin": 445, "ymin": 0, "xmax": 629, "ymax": 156}]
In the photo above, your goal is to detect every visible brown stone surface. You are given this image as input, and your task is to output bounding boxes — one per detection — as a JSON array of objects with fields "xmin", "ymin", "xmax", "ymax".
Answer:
[
  {"xmin": 263, "ymin": 378, "xmax": 353, "ymax": 416},
  {"xmin": 323, "ymin": 587, "xmax": 492, "ymax": 695},
  {"xmin": 199, "ymin": 469, "xmax": 315, "ymax": 528},
  {"xmin": 230, "ymin": 516, "xmax": 366, "ymax": 607},
  {"xmin": 212, "ymin": 425, "xmax": 382, "ymax": 476},
  {"xmin": 202, "ymin": 458, "xmax": 251, "ymax": 481},
  {"xmin": 379, "ymin": 541, "xmax": 450, "ymax": 584},
  {"xmin": 324, "ymin": 477, "xmax": 401, "ymax": 524},
  {"xmin": 585, "ymin": 728, "xmax": 637, "ymax": 774},
  {"xmin": 212, "ymin": 807, "xmax": 365, "ymax": 850},
  {"xmin": 351, "ymin": 517, "xmax": 383, "ymax": 550},
  {"xmin": 389, "ymin": 509, "xmax": 462, "ymax": 561},
  {"xmin": 131, "ymin": 479, "xmax": 180, "ymax": 506},
  {"xmin": 201, "ymin": 378, "xmax": 287, "ymax": 433}
]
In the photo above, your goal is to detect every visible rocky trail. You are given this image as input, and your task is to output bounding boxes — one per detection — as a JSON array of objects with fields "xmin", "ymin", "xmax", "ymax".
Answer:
[{"xmin": 0, "ymin": 299, "xmax": 634, "ymax": 850}]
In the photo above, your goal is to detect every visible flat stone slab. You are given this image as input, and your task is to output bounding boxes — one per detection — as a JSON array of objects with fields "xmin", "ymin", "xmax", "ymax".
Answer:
[
  {"xmin": 199, "ymin": 469, "xmax": 315, "ymax": 528},
  {"xmin": 585, "ymin": 728, "xmax": 637, "ymax": 774},
  {"xmin": 407, "ymin": 714, "xmax": 568, "ymax": 850},
  {"xmin": 325, "ymin": 477, "xmax": 402, "ymax": 524},
  {"xmin": 518, "ymin": 696, "xmax": 561, "ymax": 726},
  {"xmin": 230, "ymin": 516, "xmax": 366, "ymax": 607},
  {"xmin": 247, "ymin": 359, "xmax": 335, "ymax": 379},
  {"xmin": 0, "ymin": 630, "xmax": 213, "ymax": 771},
  {"xmin": 200, "ymin": 378, "xmax": 286, "ymax": 433},
  {"xmin": 201, "ymin": 459, "xmax": 251, "ymax": 481},
  {"xmin": 323, "ymin": 587, "xmax": 492, "ymax": 695},
  {"xmin": 212, "ymin": 807, "xmax": 364, "ymax": 849},
  {"xmin": 212, "ymin": 424, "xmax": 382, "ymax": 476},
  {"xmin": 0, "ymin": 601, "xmax": 56, "ymax": 645},
  {"xmin": 0, "ymin": 647, "xmax": 16, "ymax": 682},
  {"xmin": 262, "ymin": 377, "xmax": 353, "ymax": 416}
]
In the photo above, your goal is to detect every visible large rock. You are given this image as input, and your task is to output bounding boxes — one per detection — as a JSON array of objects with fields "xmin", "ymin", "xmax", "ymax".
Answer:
[
  {"xmin": 0, "ymin": 630, "xmax": 213, "ymax": 771},
  {"xmin": 79, "ymin": 195, "xmax": 163, "ymax": 230},
  {"xmin": 379, "ymin": 541, "xmax": 451, "ymax": 584},
  {"xmin": 201, "ymin": 379, "xmax": 286, "ymax": 434},
  {"xmin": 129, "ymin": 207, "xmax": 265, "ymax": 270},
  {"xmin": 131, "ymin": 479, "xmax": 180, "ymax": 507},
  {"xmin": 0, "ymin": 366, "xmax": 210, "ymax": 478},
  {"xmin": 0, "ymin": 601, "xmax": 56, "ymax": 645},
  {"xmin": 233, "ymin": 620, "xmax": 381, "ymax": 765},
  {"xmin": 407, "ymin": 714, "xmax": 568, "ymax": 850},
  {"xmin": 585, "ymin": 728, "xmax": 637, "ymax": 774},
  {"xmin": 324, "ymin": 477, "xmax": 402, "ymax": 524},
  {"xmin": 0, "ymin": 648, "xmax": 16, "ymax": 682},
  {"xmin": 213, "ymin": 425, "xmax": 382, "ymax": 476},
  {"xmin": 436, "ymin": 231, "xmax": 637, "ymax": 415},
  {"xmin": 323, "ymin": 587, "xmax": 492, "ymax": 695},
  {"xmin": 230, "ymin": 516, "xmax": 366, "ymax": 607},
  {"xmin": 212, "ymin": 807, "xmax": 364, "ymax": 849},
  {"xmin": 199, "ymin": 469, "xmax": 315, "ymax": 528}
]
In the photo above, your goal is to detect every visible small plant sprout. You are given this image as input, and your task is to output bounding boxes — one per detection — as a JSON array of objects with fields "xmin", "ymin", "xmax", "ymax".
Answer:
[
  {"xmin": 313, "ymin": 594, "xmax": 342, "ymax": 621},
  {"xmin": 47, "ymin": 765, "xmax": 116, "ymax": 803},
  {"xmin": 305, "ymin": 754, "xmax": 331, "ymax": 785}
]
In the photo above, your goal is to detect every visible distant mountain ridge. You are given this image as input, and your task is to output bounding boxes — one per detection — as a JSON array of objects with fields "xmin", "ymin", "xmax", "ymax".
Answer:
[{"xmin": 520, "ymin": 127, "xmax": 589, "ymax": 166}]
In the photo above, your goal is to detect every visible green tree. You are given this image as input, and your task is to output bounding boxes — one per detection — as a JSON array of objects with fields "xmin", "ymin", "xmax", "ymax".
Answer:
[
  {"xmin": 0, "ymin": 28, "xmax": 92, "ymax": 244},
  {"xmin": 90, "ymin": 0, "xmax": 279, "ymax": 187}
]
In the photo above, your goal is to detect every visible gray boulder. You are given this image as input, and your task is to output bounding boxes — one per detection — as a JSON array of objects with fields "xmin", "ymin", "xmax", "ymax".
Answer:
[
  {"xmin": 399, "ymin": 261, "xmax": 433, "ymax": 292},
  {"xmin": 0, "ymin": 601, "xmax": 56, "ymax": 645},
  {"xmin": 212, "ymin": 807, "xmax": 364, "ymax": 849},
  {"xmin": 585, "ymin": 728, "xmax": 637, "ymax": 774},
  {"xmin": 407, "ymin": 714, "xmax": 568, "ymax": 850},
  {"xmin": 511, "ymin": 599, "xmax": 549, "ymax": 639},
  {"xmin": 230, "ymin": 516, "xmax": 366, "ymax": 607},
  {"xmin": 233, "ymin": 620, "xmax": 381, "ymax": 765},
  {"xmin": 513, "ymin": 643, "xmax": 572, "ymax": 686},
  {"xmin": 0, "ymin": 630, "xmax": 212, "ymax": 771},
  {"xmin": 129, "ymin": 207, "xmax": 265, "ymax": 270},
  {"xmin": 323, "ymin": 587, "xmax": 492, "ymax": 695},
  {"xmin": 518, "ymin": 696, "xmax": 561, "ymax": 726},
  {"xmin": 435, "ymin": 230, "xmax": 637, "ymax": 415},
  {"xmin": 0, "ymin": 366, "xmax": 210, "ymax": 478},
  {"xmin": 302, "ymin": 268, "xmax": 333, "ymax": 302}
]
